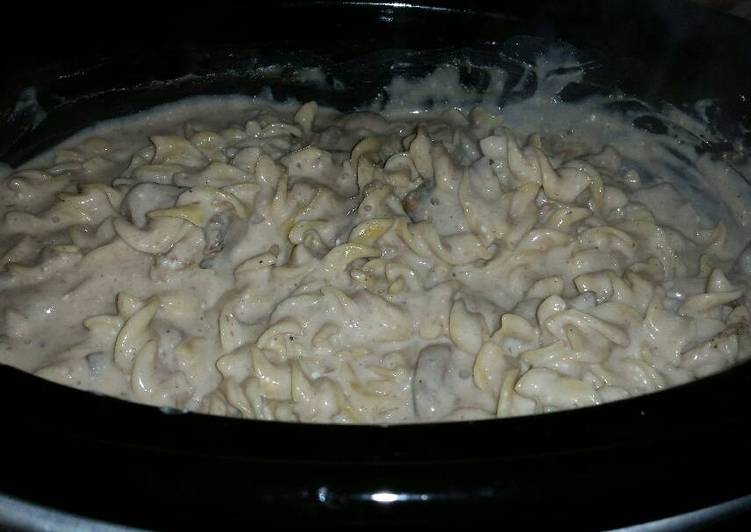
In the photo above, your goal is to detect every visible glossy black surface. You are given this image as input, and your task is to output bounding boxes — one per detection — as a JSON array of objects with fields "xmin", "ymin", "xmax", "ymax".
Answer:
[
  {"xmin": 3, "ymin": 362, "xmax": 751, "ymax": 529},
  {"xmin": 1, "ymin": 0, "xmax": 751, "ymax": 528}
]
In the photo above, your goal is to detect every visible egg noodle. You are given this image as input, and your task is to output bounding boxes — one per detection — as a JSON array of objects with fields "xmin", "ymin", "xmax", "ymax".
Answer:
[{"xmin": 1, "ymin": 94, "xmax": 749, "ymax": 423}]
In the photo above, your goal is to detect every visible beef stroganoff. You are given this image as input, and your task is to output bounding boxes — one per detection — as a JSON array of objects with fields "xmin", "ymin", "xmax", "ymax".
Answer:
[{"xmin": 1, "ymin": 78, "xmax": 750, "ymax": 423}]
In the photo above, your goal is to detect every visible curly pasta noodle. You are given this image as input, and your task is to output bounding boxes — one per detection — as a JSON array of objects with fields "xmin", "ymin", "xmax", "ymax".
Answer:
[{"xmin": 1, "ymin": 95, "xmax": 749, "ymax": 423}]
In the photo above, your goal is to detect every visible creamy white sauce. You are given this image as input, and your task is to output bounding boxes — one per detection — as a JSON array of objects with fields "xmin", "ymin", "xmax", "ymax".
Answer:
[{"xmin": 1, "ymin": 53, "xmax": 750, "ymax": 423}]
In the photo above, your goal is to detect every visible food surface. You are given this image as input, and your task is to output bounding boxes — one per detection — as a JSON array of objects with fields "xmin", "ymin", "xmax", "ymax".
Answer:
[{"xmin": 1, "ymin": 65, "xmax": 750, "ymax": 423}]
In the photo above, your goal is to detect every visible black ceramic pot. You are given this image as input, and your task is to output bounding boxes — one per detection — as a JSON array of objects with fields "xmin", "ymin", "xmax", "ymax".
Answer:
[{"xmin": 1, "ymin": 1, "xmax": 750, "ymax": 529}]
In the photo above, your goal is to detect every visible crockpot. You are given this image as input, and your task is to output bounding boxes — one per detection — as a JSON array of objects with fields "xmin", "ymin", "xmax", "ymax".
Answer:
[{"xmin": 1, "ymin": 1, "xmax": 750, "ymax": 529}]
